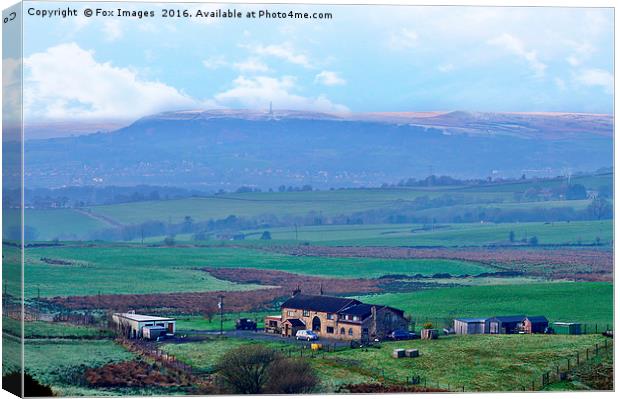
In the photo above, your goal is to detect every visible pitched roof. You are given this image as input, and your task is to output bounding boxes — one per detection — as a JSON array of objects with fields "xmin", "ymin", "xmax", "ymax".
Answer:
[
  {"xmin": 339, "ymin": 304, "xmax": 377, "ymax": 318},
  {"xmin": 525, "ymin": 316, "xmax": 548, "ymax": 323},
  {"xmin": 114, "ymin": 313, "xmax": 175, "ymax": 322},
  {"xmin": 490, "ymin": 315, "xmax": 526, "ymax": 323},
  {"xmin": 281, "ymin": 294, "xmax": 361, "ymax": 313},
  {"xmin": 455, "ymin": 318, "xmax": 487, "ymax": 323},
  {"xmin": 284, "ymin": 318, "xmax": 306, "ymax": 327}
]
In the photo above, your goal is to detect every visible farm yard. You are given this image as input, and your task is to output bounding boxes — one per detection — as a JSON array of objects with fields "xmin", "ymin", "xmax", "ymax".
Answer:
[{"xmin": 3, "ymin": 172, "xmax": 614, "ymax": 395}]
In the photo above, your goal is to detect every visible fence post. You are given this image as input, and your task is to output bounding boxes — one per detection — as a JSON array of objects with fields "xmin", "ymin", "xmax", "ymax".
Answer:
[{"xmin": 595, "ymin": 324, "xmax": 598, "ymax": 333}]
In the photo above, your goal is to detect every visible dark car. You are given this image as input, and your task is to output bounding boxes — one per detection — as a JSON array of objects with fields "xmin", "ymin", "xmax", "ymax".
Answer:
[
  {"xmin": 388, "ymin": 329, "xmax": 416, "ymax": 341},
  {"xmin": 235, "ymin": 318, "xmax": 257, "ymax": 330}
]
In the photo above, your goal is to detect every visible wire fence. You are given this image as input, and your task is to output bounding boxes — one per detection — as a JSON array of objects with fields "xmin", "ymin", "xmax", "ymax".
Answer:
[{"xmin": 277, "ymin": 335, "xmax": 613, "ymax": 392}]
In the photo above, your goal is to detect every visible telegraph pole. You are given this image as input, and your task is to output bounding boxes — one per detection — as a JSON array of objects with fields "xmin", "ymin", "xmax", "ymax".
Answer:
[{"xmin": 218, "ymin": 295, "xmax": 225, "ymax": 336}]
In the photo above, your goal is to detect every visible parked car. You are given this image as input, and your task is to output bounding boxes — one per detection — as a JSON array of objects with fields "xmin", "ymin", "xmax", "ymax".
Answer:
[
  {"xmin": 235, "ymin": 318, "xmax": 257, "ymax": 331},
  {"xmin": 296, "ymin": 330, "xmax": 319, "ymax": 341},
  {"xmin": 388, "ymin": 329, "xmax": 416, "ymax": 341}
]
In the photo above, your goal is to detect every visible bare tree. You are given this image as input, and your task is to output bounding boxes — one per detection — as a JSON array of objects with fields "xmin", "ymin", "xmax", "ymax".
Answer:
[
  {"xmin": 265, "ymin": 358, "xmax": 318, "ymax": 394},
  {"xmin": 215, "ymin": 345, "xmax": 279, "ymax": 394}
]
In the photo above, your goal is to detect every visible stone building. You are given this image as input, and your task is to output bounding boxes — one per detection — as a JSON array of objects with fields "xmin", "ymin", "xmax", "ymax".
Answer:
[{"xmin": 266, "ymin": 291, "xmax": 409, "ymax": 341}]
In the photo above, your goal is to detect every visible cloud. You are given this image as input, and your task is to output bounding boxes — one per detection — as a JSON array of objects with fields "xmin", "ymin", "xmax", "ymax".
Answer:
[
  {"xmin": 565, "ymin": 40, "xmax": 595, "ymax": 67},
  {"xmin": 488, "ymin": 33, "xmax": 547, "ymax": 77},
  {"xmin": 202, "ymin": 56, "xmax": 228, "ymax": 70},
  {"xmin": 249, "ymin": 43, "xmax": 313, "ymax": 68},
  {"xmin": 233, "ymin": 58, "xmax": 271, "ymax": 73},
  {"xmin": 574, "ymin": 68, "xmax": 613, "ymax": 94},
  {"xmin": 214, "ymin": 75, "xmax": 348, "ymax": 113},
  {"xmin": 437, "ymin": 63, "xmax": 455, "ymax": 73},
  {"xmin": 314, "ymin": 71, "xmax": 346, "ymax": 86},
  {"xmin": 24, "ymin": 43, "xmax": 202, "ymax": 121},
  {"xmin": 103, "ymin": 20, "xmax": 122, "ymax": 42},
  {"xmin": 388, "ymin": 28, "xmax": 419, "ymax": 50}
]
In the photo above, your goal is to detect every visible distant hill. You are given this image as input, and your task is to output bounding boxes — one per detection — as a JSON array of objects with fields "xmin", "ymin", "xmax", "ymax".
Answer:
[{"xmin": 23, "ymin": 110, "xmax": 613, "ymax": 189}]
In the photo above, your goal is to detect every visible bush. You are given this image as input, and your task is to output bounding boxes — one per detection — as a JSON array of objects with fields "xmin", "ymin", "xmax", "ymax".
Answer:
[
  {"xmin": 528, "ymin": 236, "xmax": 539, "ymax": 246},
  {"xmin": 215, "ymin": 344, "xmax": 317, "ymax": 394},
  {"xmin": 265, "ymin": 357, "xmax": 318, "ymax": 394}
]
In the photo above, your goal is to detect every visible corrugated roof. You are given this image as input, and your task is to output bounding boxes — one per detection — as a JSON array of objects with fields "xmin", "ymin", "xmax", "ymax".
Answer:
[
  {"xmin": 490, "ymin": 315, "xmax": 526, "ymax": 323},
  {"xmin": 114, "ymin": 313, "xmax": 175, "ymax": 322},
  {"xmin": 281, "ymin": 294, "xmax": 360, "ymax": 313},
  {"xmin": 455, "ymin": 318, "xmax": 487, "ymax": 323},
  {"xmin": 525, "ymin": 316, "xmax": 548, "ymax": 323}
]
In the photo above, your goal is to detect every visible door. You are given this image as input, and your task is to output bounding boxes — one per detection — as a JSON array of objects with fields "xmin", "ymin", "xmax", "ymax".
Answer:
[
  {"xmin": 312, "ymin": 316, "xmax": 321, "ymax": 332},
  {"xmin": 167, "ymin": 322, "xmax": 174, "ymax": 333}
]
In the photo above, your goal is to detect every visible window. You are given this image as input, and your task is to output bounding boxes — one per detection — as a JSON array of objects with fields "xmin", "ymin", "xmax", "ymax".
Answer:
[
  {"xmin": 327, "ymin": 313, "xmax": 334, "ymax": 320},
  {"xmin": 303, "ymin": 310, "xmax": 310, "ymax": 317},
  {"xmin": 353, "ymin": 316, "xmax": 360, "ymax": 321},
  {"xmin": 287, "ymin": 311, "xmax": 295, "ymax": 317},
  {"xmin": 340, "ymin": 328, "xmax": 345, "ymax": 335},
  {"xmin": 348, "ymin": 328, "xmax": 354, "ymax": 336},
  {"xmin": 326, "ymin": 327, "xmax": 334, "ymax": 334}
]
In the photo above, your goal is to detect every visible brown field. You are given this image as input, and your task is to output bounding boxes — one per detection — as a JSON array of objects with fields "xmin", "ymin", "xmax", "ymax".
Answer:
[
  {"xmin": 263, "ymin": 246, "xmax": 613, "ymax": 281},
  {"xmin": 44, "ymin": 268, "xmax": 386, "ymax": 314}
]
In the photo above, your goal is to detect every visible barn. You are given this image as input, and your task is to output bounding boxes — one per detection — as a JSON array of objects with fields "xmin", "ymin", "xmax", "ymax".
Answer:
[
  {"xmin": 112, "ymin": 312, "xmax": 176, "ymax": 339},
  {"xmin": 453, "ymin": 318, "xmax": 488, "ymax": 335},
  {"xmin": 488, "ymin": 315, "xmax": 527, "ymax": 334},
  {"xmin": 523, "ymin": 316, "xmax": 549, "ymax": 333}
]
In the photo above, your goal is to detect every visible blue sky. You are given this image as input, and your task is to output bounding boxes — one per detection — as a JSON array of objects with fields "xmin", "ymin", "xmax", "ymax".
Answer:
[{"xmin": 18, "ymin": 2, "xmax": 614, "ymax": 122}]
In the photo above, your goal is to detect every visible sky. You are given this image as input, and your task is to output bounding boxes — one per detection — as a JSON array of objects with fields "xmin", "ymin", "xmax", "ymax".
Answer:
[{"xmin": 14, "ymin": 2, "xmax": 615, "ymax": 122}]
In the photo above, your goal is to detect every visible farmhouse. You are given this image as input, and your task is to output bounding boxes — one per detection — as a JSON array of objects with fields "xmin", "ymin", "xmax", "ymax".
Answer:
[
  {"xmin": 265, "ymin": 291, "xmax": 408, "ymax": 341},
  {"xmin": 112, "ymin": 312, "xmax": 176, "ymax": 339}
]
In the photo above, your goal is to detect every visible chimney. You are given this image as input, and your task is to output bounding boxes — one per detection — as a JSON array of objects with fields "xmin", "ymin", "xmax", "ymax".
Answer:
[
  {"xmin": 292, "ymin": 284, "xmax": 301, "ymax": 297},
  {"xmin": 319, "ymin": 283, "xmax": 324, "ymax": 295}
]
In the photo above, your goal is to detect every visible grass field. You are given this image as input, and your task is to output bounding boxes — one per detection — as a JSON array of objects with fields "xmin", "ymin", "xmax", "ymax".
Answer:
[
  {"xmin": 355, "ymin": 282, "xmax": 613, "ymax": 327},
  {"xmin": 20, "ymin": 245, "xmax": 270, "ymax": 298},
  {"xmin": 238, "ymin": 220, "xmax": 612, "ymax": 247},
  {"xmin": 25, "ymin": 209, "xmax": 113, "ymax": 241},
  {"xmin": 2, "ymin": 336, "xmax": 135, "ymax": 396},
  {"xmin": 161, "ymin": 334, "xmax": 608, "ymax": 392},
  {"xmin": 20, "ymin": 244, "xmax": 492, "ymax": 298},
  {"xmin": 22, "ymin": 173, "xmax": 611, "ymax": 241},
  {"xmin": 175, "ymin": 311, "xmax": 273, "ymax": 331},
  {"xmin": 2, "ymin": 318, "xmax": 112, "ymax": 339}
]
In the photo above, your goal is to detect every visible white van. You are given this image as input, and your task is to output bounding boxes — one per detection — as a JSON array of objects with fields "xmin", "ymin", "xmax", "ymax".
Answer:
[{"xmin": 295, "ymin": 329, "xmax": 319, "ymax": 341}]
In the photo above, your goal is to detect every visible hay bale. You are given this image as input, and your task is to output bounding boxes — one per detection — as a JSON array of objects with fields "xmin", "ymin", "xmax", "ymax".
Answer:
[
  {"xmin": 392, "ymin": 348, "xmax": 406, "ymax": 358},
  {"xmin": 421, "ymin": 329, "xmax": 439, "ymax": 340},
  {"xmin": 405, "ymin": 349, "xmax": 419, "ymax": 358}
]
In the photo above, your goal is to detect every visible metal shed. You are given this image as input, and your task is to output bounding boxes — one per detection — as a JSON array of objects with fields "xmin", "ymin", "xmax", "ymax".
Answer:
[
  {"xmin": 454, "ymin": 318, "xmax": 488, "ymax": 335},
  {"xmin": 553, "ymin": 322, "xmax": 582, "ymax": 335},
  {"xmin": 488, "ymin": 315, "xmax": 526, "ymax": 334}
]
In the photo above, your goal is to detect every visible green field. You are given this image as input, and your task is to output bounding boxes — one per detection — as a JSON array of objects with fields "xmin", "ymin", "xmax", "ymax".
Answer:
[
  {"xmin": 2, "ymin": 318, "xmax": 112, "ymax": 339},
  {"xmin": 355, "ymin": 282, "xmax": 614, "ymax": 327},
  {"xmin": 18, "ymin": 244, "xmax": 493, "ymax": 298},
  {"xmin": 25, "ymin": 209, "xmax": 113, "ymax": 241},
  {"xmin": 22, "ymin": 173, "xmax": 611, "ymax": 241},
  {"xmin": 161, "ymin": 334, "xmax": 608, "ymax": 392},
  {"xmin": 2, "ymin": 336, "xmax": 135, "ymax": 396},
  {"xmin": 239, "ymin": 220, "xmax": 612, "ymax": 247},
  {"xmin": 175, "ymin": 311, "xmax": 273, "ymax": 331}
]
